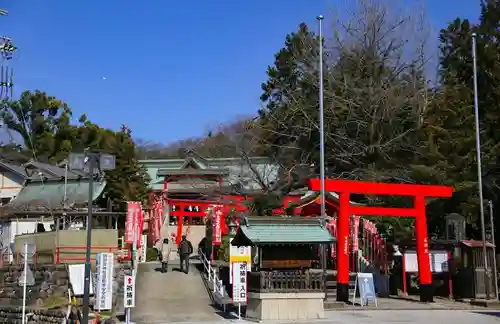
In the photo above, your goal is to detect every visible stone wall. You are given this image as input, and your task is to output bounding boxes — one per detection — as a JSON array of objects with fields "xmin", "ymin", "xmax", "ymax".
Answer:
[
  {"xmin": 0, "ymin": 307, "xmax": 66, "ymax": 324},
  {"xmin": 0, "ymin": 264, "xmax": 69, "ymax": 307}
]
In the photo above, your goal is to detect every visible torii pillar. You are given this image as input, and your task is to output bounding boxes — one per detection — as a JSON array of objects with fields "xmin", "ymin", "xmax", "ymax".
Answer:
[{"xmin": 308, "ymin": 179, "xmax": 453, "ymax": 303}]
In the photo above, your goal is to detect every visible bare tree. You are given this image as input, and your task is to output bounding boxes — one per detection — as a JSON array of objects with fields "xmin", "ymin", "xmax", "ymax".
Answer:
[{"xmin": 257, "ymin": 0, "xmax": 433, "ymax": 188}]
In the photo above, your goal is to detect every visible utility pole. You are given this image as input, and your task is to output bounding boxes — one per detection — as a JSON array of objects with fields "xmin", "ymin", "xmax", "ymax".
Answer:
[
  {"xmin": 471, "ymin": 33, "xmax": 490, "ymax": 299},
  {"xmin": 0, "ymin": 8, "xmax": 15, "ymax": 99},
  {"xmin": 317, "ymin": 14, "xmax": 328, "ymax": 299}
]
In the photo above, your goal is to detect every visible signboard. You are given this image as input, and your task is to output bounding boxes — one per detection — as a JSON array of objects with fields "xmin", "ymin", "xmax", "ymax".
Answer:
[
  {"xmin": 232, "ymin": 262, "xmax": 248, "ymax": 303},
  {"xmin": 68, "ymin": 264, "xmax": 94, "ymax": 296},
  {"xmin": 96, "ymin": 253, "xmax": 114, "ymax": 310},
  {"xmin": 352, "ymin": 272, "xmax": 377, "ymax": 307},
  {"xmin": 213, "ymin": 206, "xmax": 222, "ymax": 246},
  {"xmin": 126, "ymin": 201, "xmax": 141, "ymax": 244},
  {"xmin": 139, "ymin": 235, "xmax": 147, "ymax": 263},
  {"xmin": 123, "ymin": 275, "xmax": 136, "ymax": 308},
  {"xmin": 229, "ymin": 245, "xmax": 251, "ymax": 284},
  {"xmin": 229, "ymin": 245, "xmax": 251, "ymax": 264},
  {"xmin": 403, "ymin": 250, "xmax": 449, "ymax": 273}
]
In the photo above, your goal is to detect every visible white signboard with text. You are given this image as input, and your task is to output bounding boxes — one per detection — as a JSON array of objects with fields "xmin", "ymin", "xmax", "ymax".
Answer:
[
  {"xmin": 124, "ymin": 275, "xmax": 136, "ymax": 308},
  {"xmin": 232, "ymin": 262, "xmax": 248, "ymax": 303},
  {"xmin": 96, "ymin": 253, "xmax": 114, "ymax": 310},
  {"xmin": 229, "ymin": 244, "xmax": 251, "ymax": 284}
]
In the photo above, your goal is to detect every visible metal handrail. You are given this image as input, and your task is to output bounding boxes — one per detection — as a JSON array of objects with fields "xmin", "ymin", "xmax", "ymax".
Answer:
[{"xmin": 199, "ymin": 249, "xmax": 227, "ymax": 312}]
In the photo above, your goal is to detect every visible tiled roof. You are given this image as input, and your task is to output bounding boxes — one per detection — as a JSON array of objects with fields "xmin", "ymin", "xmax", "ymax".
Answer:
[
  {"xmin": 6, "ymin": 179, "xmax": 106, "ymax": 212},
  {"xmin": 234, "ymin": 216, "xmax": 335, "ymax": 245}
]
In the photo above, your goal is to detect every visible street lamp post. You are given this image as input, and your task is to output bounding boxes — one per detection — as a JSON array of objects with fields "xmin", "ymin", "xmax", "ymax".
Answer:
[
  {"xmin": 317, "ymin": 14, "xmax": 326, "ymax": 219},
  {"xmin": 471, "ymin": 33, "xmax": 490, "ymax": 299},
  {"xmin": 69, "ymin": 151, "xmax": 115, "ymax": 323}
]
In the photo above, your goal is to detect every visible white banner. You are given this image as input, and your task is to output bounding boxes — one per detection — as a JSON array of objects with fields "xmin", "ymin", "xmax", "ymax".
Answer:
[
  {"xmin": 232, "ymin": 262, "xmax": 248, "ymax": 303},
  {"xmin": 96, "ymin": 253, "xmax": 114, "ymax": 310}
]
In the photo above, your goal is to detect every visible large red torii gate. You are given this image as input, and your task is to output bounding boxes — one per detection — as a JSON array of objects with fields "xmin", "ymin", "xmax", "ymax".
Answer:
[{"xmin": 308, "ymin": 178, "xmax": 453, "ymax": 303}]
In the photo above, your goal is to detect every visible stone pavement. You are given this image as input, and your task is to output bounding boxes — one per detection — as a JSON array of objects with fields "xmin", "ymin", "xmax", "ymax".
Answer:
[
  {"xmin": 131, "ymin": 261, "xmax": 221, "ymax": 324},
  {"xmin": 158, "ymin": 310, "xmax": 500, "ymax": 324}
]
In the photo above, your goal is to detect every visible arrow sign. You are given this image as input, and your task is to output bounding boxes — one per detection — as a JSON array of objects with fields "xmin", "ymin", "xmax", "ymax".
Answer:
[{"xmin": 124, "ymin": 275, "xmax": 136, "ymax": 308}]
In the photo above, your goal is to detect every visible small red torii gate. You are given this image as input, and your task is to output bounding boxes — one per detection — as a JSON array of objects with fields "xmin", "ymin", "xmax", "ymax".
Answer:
[{"xmin": 308, "ymin": 178, "xmax": 453, "ymax": 303}]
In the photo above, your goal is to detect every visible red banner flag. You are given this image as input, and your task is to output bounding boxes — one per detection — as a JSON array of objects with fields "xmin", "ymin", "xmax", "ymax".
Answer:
[
  {"xmin": 125, "ymin": 201, "xmax": 140, "ymax": 244},
  {"xmin": 212, "ymin": 205, "xmax": 223, "ymax": 246}
]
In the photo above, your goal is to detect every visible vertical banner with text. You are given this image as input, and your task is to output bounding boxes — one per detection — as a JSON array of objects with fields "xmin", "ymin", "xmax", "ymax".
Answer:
[
  {"xmin": 125, "ymin": 201, "xmax": 141, "ymax": 245},
  {"xmin": 213, "ymin": 205, "xmax": 223, "ymax": 246}
]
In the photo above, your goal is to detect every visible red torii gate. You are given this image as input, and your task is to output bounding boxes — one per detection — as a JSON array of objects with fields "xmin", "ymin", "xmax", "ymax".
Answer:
[{"xmin": 308, "ymin": 178, "xmax": 453, "ymax": 303}]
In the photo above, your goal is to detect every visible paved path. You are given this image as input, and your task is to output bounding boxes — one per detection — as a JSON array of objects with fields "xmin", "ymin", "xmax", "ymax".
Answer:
[
  {"xmin": 154, "ymin": 310, "xmax": 500, "ymax": 324},
  {"xmin": 131, "ymin": 261, "xmax": 220, "ymax": 324},
  {"xmin": 323, "ymin": 309, "xmax": 500, "ymax": 324}
]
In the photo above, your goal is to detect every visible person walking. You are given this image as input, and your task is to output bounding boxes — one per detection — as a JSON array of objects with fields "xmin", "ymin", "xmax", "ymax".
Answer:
[
  {"xmin": 160, "ymin": 238, "xmax": 172, "ymax": 273},
  {"xmin": 178, "ymin": 235, "xmax": 193, "ymax": 274}
]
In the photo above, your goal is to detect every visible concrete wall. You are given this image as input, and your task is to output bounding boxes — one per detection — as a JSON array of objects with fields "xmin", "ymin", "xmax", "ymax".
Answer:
[
  {"xmin": 15, "ymin": 229, "xmax": 118, "ymax": 264},
  {"xmin": 246, "ymin": 292, "xmax": 325, "ymax": 321},
  {"xmin": 0, "ymin": 169, "xmax": 24, "ymax": 202}
]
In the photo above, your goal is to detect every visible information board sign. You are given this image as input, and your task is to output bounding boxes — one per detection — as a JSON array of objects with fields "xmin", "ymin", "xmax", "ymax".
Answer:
[
  {"xmin": 96, "ymin": 253, "xmax": 114, "ymax": 310},
  {"xmin": 404, "ymin": 250, "xmax": 449, "ymax": 273}
]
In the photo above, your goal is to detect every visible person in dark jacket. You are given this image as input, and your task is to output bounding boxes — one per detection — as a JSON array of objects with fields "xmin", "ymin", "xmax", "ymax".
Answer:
[{"xmin": 178, "ymin": 235, "xmax": 193, "ymax": 273}]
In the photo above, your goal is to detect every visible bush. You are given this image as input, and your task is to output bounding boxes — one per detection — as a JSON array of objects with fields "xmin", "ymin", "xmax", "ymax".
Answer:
[{"xmin": 146, "ymin": 247, "xmax": 159, "ymax": 262}]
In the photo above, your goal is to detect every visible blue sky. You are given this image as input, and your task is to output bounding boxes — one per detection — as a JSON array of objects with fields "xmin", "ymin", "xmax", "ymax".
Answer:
[{"xmin": 2, "ymin": 0, "xmax": 479, "ymax": 144}]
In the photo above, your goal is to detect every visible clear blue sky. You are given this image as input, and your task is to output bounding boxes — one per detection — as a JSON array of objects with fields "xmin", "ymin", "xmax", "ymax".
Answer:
[{"xmin": 3, "ymin": 0, "xmax": 479, "ymax": 144}]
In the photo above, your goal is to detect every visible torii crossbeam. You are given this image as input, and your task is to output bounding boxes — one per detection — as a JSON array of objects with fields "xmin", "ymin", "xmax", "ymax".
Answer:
[{"xmin": 308, "ymin": 179, "xmax": 453, "ymax": 303}]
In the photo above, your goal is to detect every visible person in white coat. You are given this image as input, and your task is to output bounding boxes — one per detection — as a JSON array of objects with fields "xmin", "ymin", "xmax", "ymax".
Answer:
[{"xmin": 160, "ymin": 238, "xmax": 172, "ymax": 273}]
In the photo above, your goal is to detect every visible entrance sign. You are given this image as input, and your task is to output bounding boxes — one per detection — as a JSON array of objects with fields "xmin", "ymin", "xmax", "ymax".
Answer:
[
  {"xmin": 308, "ymin": 178, "xmax": 453, "ymax": 303},
  {"xmin": 229, "ymin": 245, "xmax": 251, "ymax": 284},
  {"xmin": 232, "ymin": 262, "xmax": 248, "ymax": 303},
  {"xmin": 124, "ymin": 275, "xmax": 136, "ymax": 308},
  {"xmin": 352, "ymin": 273, "xmax": 377, "ymax": 307},
  {"xmin": 96, "ymin": 253, "xmax": 114, "ymax": 310}
]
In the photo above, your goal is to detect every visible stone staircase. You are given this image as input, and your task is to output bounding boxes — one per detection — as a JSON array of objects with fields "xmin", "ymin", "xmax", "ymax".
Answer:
[{"xmin": 323, "ymin": 271, "xmax": 357, "ymax": 309}]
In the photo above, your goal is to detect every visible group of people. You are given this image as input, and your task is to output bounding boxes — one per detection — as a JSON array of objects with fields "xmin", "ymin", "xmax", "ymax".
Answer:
[{"xmin": 158, "ymin": 234, "xmax": 193, "ymax": 273}]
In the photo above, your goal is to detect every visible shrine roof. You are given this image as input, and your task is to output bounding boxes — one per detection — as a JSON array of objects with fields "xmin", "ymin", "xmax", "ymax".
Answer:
[
  {"xmin": 139, "ymin": 155, "xmax": 278, "ymax": 191},
  {"xmin": 157, "ymin": 168, "xmax": 229, "ymax": 176},
  {"xmin": 232, "ymin": 216, "xmax": 335, "ymax": 246}
]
